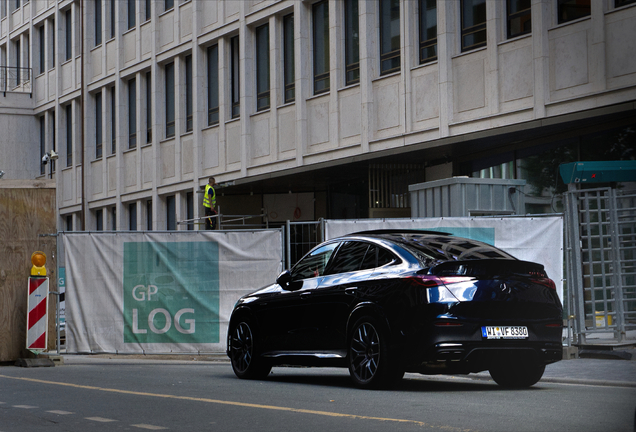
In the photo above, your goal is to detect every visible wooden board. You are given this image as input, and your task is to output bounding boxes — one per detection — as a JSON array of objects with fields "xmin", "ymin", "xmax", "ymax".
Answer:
[{"xmin": 0, "ymin": 181, "xmax": 57, "ymax": 361}]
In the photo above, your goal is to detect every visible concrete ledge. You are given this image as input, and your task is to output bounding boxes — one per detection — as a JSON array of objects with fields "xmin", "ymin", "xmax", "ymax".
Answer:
[
  {"xmin": 15, "ymin": 358, "xmax": 56, "ymax": 368},
  {"xmin": 38, "ymin": 354, "xmax": 64, "ymax": 365},
  {"xmin": 562, "ymin": 346, "xmax": 579, "ymax": 360}
]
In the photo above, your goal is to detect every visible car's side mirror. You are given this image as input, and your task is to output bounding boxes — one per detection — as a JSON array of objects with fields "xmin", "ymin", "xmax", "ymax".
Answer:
[{"xmin": 276, "ymin": 270, "xmax": 292, "ymax": 287}]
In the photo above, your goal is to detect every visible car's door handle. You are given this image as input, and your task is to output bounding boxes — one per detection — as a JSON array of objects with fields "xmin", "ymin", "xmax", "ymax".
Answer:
[
  {"xmin": 345, "ymin": 287, "xmax": 358, "ymax": 295},
  {"xmin": 300, "ymin": 292, "xmax": 311, "ymax": 299}
]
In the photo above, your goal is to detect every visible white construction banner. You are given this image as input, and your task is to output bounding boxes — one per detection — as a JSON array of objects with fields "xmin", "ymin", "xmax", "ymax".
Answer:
[
  {"xmin": 325, "ymin": 217, "xmax": 564, "ymax": 301},
  {"xmin": 62, "ymin": 230, "xmax": 283, "ymax": 354}
]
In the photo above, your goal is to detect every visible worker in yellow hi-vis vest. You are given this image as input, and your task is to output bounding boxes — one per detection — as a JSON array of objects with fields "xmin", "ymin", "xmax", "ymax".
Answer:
[{"xmin": 203, "ymin": 176, "xmax": 217, "ymax": 230}]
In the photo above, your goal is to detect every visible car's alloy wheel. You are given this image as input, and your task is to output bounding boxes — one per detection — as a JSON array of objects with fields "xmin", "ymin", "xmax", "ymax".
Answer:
[
  {"xmin": 229, "ymin": 319, "xmax": 271, "ymax": 380},
  {"xmin": 348, "ymin": 316, "xmax": 398, "ymax": 389}
]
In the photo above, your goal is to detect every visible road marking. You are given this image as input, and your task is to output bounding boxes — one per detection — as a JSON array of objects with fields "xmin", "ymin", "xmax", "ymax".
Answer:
[
  {"xmin": 13, "ymin": 405, "xmax": 37, "ymax": 409},
  {"xmin": 0, "ymin": 374, "xmax": 473, "ymax": 431},
  {"xmin": 47, "ymin": 410, "xmax": 74, "ymax": 415},
  {"xmin": 132, "ymin": 425, "xmax": 168, "ymax": 430},
  {"xmin": 86, "ymin": 417, "xmax": 117, "ymax": 422}
]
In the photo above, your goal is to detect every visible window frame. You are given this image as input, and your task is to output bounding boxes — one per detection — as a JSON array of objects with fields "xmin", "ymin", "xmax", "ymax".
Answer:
[
  {"xmin": 95, "ymin": 0, "xmax": 102, "ymax": 46},
  {"xmin": 65, "ymin": 9, "xmax": 72, "ymax": 61},
  {"xmin": 283, "ymin": 13, "xmax": 295, "ymax": 103},
  {"xmin": 127, "ymin": 0, "xmax": 136, "ymax": 30},
  {"xmin": 110, "ymin": 86, "xmax": 116, "ymax": 154},
  {"xmin": 255, "ymin": 23, "xmax": 270, "ymax": 111},
  {"xmin": 460, "ymin": 0, "xmax": 487, "ymax": 52},
  {"xmin": 95, "ymin": 91, "xmax": 103, "ymax": 158},
  {"xmin": 66, "ymin": 104, "xmax": 72, "ymax": 167},
  {"xmin": 344, "ymin": 0, "xmax": 360, "ymax": 85},
  {"xmin": 506, "ymin": 0, "xmax": 531, "ymax": 39},
  {"xmin": 145, "ymin": 71, "xmax": 152, "ymax": 143},
  {"xmin": 379, "ymin": 0, "xmax": 401, "ymax": 75},
  {"xmin": 230, "ymin": 35, "xmax": 240, "ymax": 119},
  {"xmin": 312, "ymin": 0, "xmax": 330, "ymax": 95},
  {"xmin": 207, "ymin": 44, "xmax": 220, "ymax": 126},
  {"xmin": 165, "ymin": 62, "xmax": 175, "ymax": 137},
  {"xmin": 418, "ymin": 0, "xmax": 438, "ymax": 64},
  {"xmin": 185, "ymin": 54, "xmax": 193, "ymax": 132},
  {"xmin": 557, "ymin": 0, "xmax": 591, "ymax": 24},
  {"xmin": 128, "ymin": 77, "xmax": 137, "ymax": 148}
]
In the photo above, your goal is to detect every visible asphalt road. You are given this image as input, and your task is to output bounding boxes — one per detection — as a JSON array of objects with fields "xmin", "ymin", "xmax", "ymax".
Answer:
[{"xmin": 1, "ymin": 360, "xmax": 634, "ymax": 432}]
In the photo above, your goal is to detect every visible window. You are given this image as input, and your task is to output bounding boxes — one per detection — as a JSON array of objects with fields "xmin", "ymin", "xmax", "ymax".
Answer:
[
  {"xmin": 145, "ymin": 0, "xmax": 151, "ymax": 21},
  {"xmin": 38, "ymin": 26, "xmax": 45, "ymax": 74},
  {"xmin": 291, "ymin": 242, "xmax": 339, "ymax": 280},
  {"xmin": 129, "ymin": 203, "xmax": 137, "ymax": 231},
  {"xmin": 419, "ymin": 0, "xmax": 437, "ymax": 63},
  {"xmin": 15, "ymin": 39, "xmax": 21, "ymax": 84},
  {"xmin": 507, "ymin": 0, "xmax": 531, "ymax": 38},
  {"xmin": 110, "ymin": 207, "xmax": 116, "ymax": 230},
  {"xmin": 39, "ymin": 117, "xmax": 45, "ymax": 175},
  {"xmin": 380, "ymin": 0, "xmax": 400, "ymax": 75},
  {"xmin": 51, "ymin": 111, "xmax": 56, "ymax": 173},
  {"xmin": 344, "ymin": 0, "xmax": 360, "ymax": 85},
  {"xmin": 96, "ymin": 91, "xmax": 103, "ymax": 158},
  {"xmin": 256, "ymin": 24, "xmax": 270, "ymax": 111},
  {"xmin": 128, "ymin": 77, "xmax": 137, "ymax": 148},
  {"xmin": 146, "ymin": 72, "xmax": 152, "ymax": 143},
  {"xmin": 207, "ymin": 45, "xmax": 219, "ymax": 125},
  {"xmin": 49, "ymin": 19, "xmax": 56, "ymax": 69},
  {"xmin": 95, "ymin": 0, "xmax": 102, "ymax": 46},
  {"xmin": 1, "ymin": 0, "xmax": 5, "ymax": 18},
  {"xmin": 557, "ymin": 0, "xmax": 590, "ymax": 24},
  {"xmin": 66, "ymin": 215, "xmax": 73, "ymax": 231},
  {"xmin": 185, "ymin": 55, "xmax": 193, "ymax": 132},
  {"xmin": 165, "ymin": 0, "xmax": 174, "ymax": 12},
  {"xmin": 461, "ymin": 0, "xmax": 487, "ymax": 52},
  {"xmin": 96, "ymin": 209, "xmax": 103, "ymax": 231},
  {"xmin": 111, "ymin": 86, "xmax": 117, "ymax": 153},
  {"xmin": 65, "ymin": 9, "xmax": 72, "ymax": 61},
  {"xmin": 110, "ymin": 0, "xmax": 115, "ymax": 39},
  {"xmin": 166, "ymin": 195, "xmax": 176, "ymax": 230},
  {"xmin": 230, "ymin": 36, "xmax": 240, "ymax": 119},
  {"xmin": 66, "ymin": 104, "xmax": 72, "ymax": 167},
  {"xmin": 283, "ymin": 14, "xmax": 295, "ymax": 103},
  {"xmin": 186, "ymin": 192, "xmax": 194, "ymax": 230},
  {"xmin": 616, "ymin": 0, "xmax": 636, "ymax": 6},
  {"xmin": 127, "ymin": 0, "xmax": 136, "ymax": 30},
  {"xmin": 165, "ymin": 62, "xmax": 175, "ymax": 137},
  {"xmin": 328, "ymin": 241, "xmax": 369, "ymax": 274},
  {"xmin": 146, "ymin": 200, "xmax": 153, "ymax": 230},
  {"xmin": 312, "ymin": 0, "xmax": 330, "ymax": 94}
]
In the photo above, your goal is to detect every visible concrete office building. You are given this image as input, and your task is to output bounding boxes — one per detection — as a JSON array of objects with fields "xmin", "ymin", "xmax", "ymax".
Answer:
[{"xmin": 1, "ymin": 0, "xmax": 635, "ymax": 231}]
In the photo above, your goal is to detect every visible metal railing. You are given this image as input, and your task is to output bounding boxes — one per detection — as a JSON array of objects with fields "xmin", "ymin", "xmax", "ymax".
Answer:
[{"xmin": 1, "ymin": 66, "xmax": 32, "ymax": 94}]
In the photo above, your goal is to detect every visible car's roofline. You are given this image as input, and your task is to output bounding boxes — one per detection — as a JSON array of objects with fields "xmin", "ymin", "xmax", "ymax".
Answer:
[{"xmin": 345, "ymin": 229, "xmax": 451, "ymax": 237}]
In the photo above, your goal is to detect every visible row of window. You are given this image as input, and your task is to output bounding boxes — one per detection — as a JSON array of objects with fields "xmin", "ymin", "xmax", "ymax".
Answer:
[{"xmin": 78, "ymin": 192, "xmax": 195, "ymax": 232}]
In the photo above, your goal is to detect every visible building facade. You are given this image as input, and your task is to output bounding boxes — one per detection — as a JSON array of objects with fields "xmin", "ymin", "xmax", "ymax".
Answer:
[{"xmin": 1, "ymin": 0, "xmax": 635, "ymax": 231}]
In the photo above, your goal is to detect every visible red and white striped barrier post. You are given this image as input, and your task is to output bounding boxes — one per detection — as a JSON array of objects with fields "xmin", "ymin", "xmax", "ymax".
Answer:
[
  {"xmin": 27, "ymin": 277, "xmax": 49, "ymax": 351},
  {"xmin": 27, "ymin": 251, "xmax": 49, "ymax": 352}
]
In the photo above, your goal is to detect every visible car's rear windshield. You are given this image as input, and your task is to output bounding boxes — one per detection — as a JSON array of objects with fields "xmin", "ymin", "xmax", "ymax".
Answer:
[{"xmin": 388, "ymin": 234, "xmax": 515, "ymax": 264}]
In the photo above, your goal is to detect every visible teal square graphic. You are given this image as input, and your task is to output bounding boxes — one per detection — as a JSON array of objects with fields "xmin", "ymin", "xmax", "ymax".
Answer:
[{"xmin": 123, "ymin": 242, "xmax": 219, "ymax": 344}]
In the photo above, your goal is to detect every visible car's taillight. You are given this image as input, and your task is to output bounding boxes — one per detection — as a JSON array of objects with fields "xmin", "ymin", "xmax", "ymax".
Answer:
[
  {"xmin": 434, "ymin": 321, "xmax": 463, "ymax": 327},
  {"xmin": 531, "ymin": 277, "xmax": 557, "ymax": 290},
  {"xmin": 545, "ymin": 323, "xmax": 562, "ymax": 328}
]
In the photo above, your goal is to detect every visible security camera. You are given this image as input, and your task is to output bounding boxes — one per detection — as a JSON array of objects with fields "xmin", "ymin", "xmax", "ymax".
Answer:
[
  {"xmin": 42, "ymin": 154, "xmax": 50, "ymax": 164},
  {"xmin": 50, "ymin": 150, "xmax": 59, "ymax": 161}
]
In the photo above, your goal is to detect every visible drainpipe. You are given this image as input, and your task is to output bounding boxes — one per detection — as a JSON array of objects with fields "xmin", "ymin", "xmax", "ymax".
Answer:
[{"xmin": 80, "ymin": 0, "xmax": 86, "ymax": 230}]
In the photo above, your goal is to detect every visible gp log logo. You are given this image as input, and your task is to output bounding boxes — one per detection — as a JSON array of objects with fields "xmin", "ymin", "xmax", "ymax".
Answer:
[{"xmin": 123, "ymin": 242, "xmax": 220, "ymax": 344}]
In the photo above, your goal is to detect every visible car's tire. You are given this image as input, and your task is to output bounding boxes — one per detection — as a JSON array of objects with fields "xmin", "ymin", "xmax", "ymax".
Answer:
[
  {"xmin": 489, "ymin": 361, "xmax": 545, "ymax": 388},
  {"xmin": 228, "ymin": 318, "xmax": 271, "ymax": 380},
  {"xmin": 347, "ymin": 316, "xmax": 400, "ymax": 389}
]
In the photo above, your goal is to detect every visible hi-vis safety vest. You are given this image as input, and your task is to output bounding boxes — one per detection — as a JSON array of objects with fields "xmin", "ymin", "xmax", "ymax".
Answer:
[{"xmin": 203, "ymin": 184, "xmax": 216, "ymax": 208}]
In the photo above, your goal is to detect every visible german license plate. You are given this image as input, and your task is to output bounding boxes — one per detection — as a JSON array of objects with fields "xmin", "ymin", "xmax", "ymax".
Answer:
[{"xmin": 481, "ymin": 326, "xmax": 528, "ymax": 339}]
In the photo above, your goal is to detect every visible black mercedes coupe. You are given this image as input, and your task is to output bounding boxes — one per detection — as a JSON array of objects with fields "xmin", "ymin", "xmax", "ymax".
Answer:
[{"xmin": 227, "ymin": 230, "xmax": 563, "ymax": 389}]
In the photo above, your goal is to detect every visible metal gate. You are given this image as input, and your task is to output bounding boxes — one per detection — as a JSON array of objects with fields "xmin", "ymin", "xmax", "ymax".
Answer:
[
  {"xmin": 284, "ymin": 220, "xmax": 325, "ymax": 269},
  {"xmin": 564, "ymin": 186, "xmax": 636, "ymax": 343}
]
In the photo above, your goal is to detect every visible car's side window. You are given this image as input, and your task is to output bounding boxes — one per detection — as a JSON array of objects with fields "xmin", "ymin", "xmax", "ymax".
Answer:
[
  {"xmin": 327, "ymin": 241, "xmax": 370, "ymax": 274},
  {"xmin": 361, "ymin": 244, "xmax": 396, "ymax": 270},
  {"xmin": 291, "ymin": 242, "xmax": 339, "ymax": 280}
]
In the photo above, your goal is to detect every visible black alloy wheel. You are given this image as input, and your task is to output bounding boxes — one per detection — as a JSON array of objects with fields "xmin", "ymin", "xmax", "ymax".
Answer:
[
  {"xmin": 229, "ymin": 319, "xmax": 271, "ymax": 380},
  {"xmin": 348, "ymin": 316, "xmax": 397, "ymax": 389}
]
